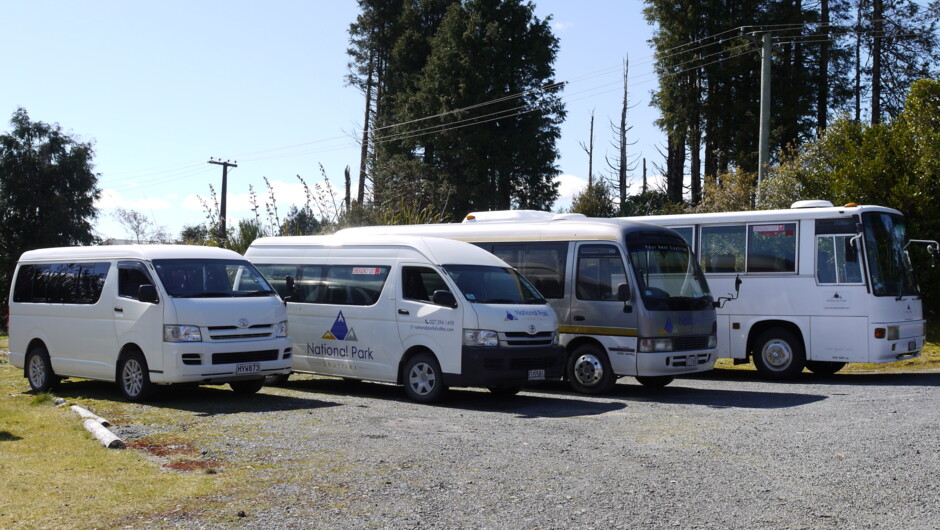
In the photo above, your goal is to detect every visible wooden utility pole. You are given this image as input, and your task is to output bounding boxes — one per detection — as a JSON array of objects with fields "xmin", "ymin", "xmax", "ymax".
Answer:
[{"xmin": 208, "ymin": 158, "xmax": 237, "ymax": 247}]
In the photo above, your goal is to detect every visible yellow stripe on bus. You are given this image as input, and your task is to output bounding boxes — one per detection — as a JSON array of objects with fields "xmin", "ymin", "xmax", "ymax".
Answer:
[{"xmin": 558, "ymin": 325, "xmax": 638, "ymax": 337}]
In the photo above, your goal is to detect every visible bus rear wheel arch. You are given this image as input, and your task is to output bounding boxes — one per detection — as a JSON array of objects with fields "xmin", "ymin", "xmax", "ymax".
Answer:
[{"xmin": 751, "ymin": 327, "xmax": 806, "ymax": 379}]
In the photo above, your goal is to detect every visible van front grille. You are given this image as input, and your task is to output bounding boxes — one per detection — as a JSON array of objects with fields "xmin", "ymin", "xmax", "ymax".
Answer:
[
  {"xmin": 501, "ymin": 331, "xmax": 556, "ymax": 347},
  {"xmin": 212, "ymin": 350, "xmax": 279, "ymax": 365},
  {"xmin": 208, "ymin": 323, "xmax": 275, "ymax": 341}
]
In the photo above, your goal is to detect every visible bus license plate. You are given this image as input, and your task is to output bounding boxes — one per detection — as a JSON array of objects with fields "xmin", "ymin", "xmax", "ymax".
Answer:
[
  {"xmin": 236, "ymin": 363, "xmax": 261, "ymax": 374},
  {"xmin": 909, "ymin": 340, "xmax": 917, "ymax": 352},
  {"xmin": 687, "ymin": 355, "xmax": 699, "ymax": 366},
  {"xmin": 528, "ymin": 369, "xmax": 545, "ymax": 381}
]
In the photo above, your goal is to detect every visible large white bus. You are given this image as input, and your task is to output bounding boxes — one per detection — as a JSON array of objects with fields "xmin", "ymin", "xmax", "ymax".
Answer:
[
  {"xmin": 617, "ymin": 200, "xmax": 938, "ymax": 378},
  {"xmin": 337, "ymin": 216, "xmax": 719, "ymax": 394}
]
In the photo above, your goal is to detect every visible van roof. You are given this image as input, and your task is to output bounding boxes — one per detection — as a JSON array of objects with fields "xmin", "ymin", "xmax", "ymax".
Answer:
[
  {"xmin": 17, "ymin": 244, "xmax": 246, "ymax": 262},
  {"xmin": 247, "ymin": 234, "xmax": 510, "ymax": 268}
]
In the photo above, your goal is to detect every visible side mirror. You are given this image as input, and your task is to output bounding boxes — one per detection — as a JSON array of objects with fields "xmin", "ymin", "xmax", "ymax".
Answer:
[
  {"xmin": 138, "ymin": 284, "xmax": 159, "ymax": 304},
  {"xmin": 713, "ymin": 275, "xmax": 742, "ymax": 309},
  {"xmin": 431, "ymin": 289, "xmax": 458, "ymax": 308},
  {"xmin": 617, "ymin": 283, "xmax": 633, "ymax": 313}
]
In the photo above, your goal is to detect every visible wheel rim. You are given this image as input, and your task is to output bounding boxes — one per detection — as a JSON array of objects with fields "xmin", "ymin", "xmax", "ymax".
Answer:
[
  {"xmin": 408, "ymin": 362, "xmax": 436, "ymax": 396},
  {"xmin": 573, "ymin": 354, "xmax": 603, "ymax": 386},
  {"xmin": 761, "ymin": 339, "xmax": 793, "ymax": 370},
  {"xmin": 28, "ymin": 355, "xmax": 47, "ymax": 389},
  {"xmin": 122, "ymin": 359, "xmax": 144, "ymax": 397}
]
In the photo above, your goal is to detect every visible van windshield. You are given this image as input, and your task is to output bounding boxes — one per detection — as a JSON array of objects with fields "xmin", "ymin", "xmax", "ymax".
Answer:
[
  {"xmin": 153, "ymin": 259, "xmax": 276, "ymax": 298},
  {"xmin": 442, "ymin": 265, "xmax": 546, "ymax": 304},
  {"xmin": 626, "ymin": 232, "xmax": 713, "ymax": 311}
]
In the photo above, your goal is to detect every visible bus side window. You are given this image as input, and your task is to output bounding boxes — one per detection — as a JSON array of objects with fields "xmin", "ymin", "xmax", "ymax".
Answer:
[{"xmin": 816, "ymin": 237, "xmax": 837, "ymax": 284}]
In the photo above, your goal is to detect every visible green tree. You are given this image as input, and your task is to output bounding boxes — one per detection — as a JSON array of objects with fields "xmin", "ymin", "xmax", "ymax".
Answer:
[
  {"xmin": 569, "ymin": 180, "xmax": 616, "ymax": 218},
  {"xmin": 0, "ymin": 108, "xmax": 100, "ymax": 326}
]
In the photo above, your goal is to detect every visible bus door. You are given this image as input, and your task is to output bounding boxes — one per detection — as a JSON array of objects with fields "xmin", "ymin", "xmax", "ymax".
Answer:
[{"xmin": 570, "ymin": 243, "xmax": 639, "ymax": 375}]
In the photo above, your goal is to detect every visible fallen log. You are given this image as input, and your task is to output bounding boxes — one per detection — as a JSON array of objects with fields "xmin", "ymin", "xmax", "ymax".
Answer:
[
  {"xmin": 83, "ymin": 419, "xmax": 125, "ymax": 449},
  {"xmin": 71, "ymin": 405, "xmax": 111, "ymax": 426}
]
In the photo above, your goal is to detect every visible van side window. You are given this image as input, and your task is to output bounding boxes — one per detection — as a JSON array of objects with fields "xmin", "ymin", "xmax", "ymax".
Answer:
[
  {"xmin": 700, "ymin": 225, "xmax": 746, "ymax": 273},
  {"xmin": 576, "ymin": 245, "xmax": 627, "ymax": 301},
  {"xmin": 489, "ymin": 242, "xmax": 567, "ymax": 299},
  {"xmin": 13, "ymin": 262, "xmax": 110, "ymax": 304},
  {"xmin": 118, "ymin": 261, "xmax": 155, "ymax": 300},
  {"xmin": 402, "ymin": 267, "xmax": 448, "ymax": 303}
]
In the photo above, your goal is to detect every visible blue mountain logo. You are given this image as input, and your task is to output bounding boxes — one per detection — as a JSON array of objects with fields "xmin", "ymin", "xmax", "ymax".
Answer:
[
  {"xmin": 322, "ymin": 311, "xmax": 358, "ymax": 341},
  {"xmin": 505, "ymin": 312, "xmax": 517, "ymax": 321}
]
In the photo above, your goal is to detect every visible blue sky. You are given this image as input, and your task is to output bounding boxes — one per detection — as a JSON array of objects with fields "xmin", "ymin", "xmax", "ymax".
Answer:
[{"xmin": 2, "ymin": 1, "xmax": 668, "ymax": 241}]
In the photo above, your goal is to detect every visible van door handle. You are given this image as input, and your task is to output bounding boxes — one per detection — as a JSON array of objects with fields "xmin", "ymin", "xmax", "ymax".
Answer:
[
  {"xmin": 573, "ymin": 315, "xmax": 585, "ymax": 321},
  {"xmin": 114, "ymin": 306, "xmax": 124, "ymax": 313},
  {"xmin": 398, "ymin": 309, "xmax": 409, "ymax": 315}
]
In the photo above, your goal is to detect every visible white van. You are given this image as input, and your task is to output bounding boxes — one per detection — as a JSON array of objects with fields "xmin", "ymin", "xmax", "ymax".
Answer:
[
  {"xmin": 8, "ymin": 245, "xmax": 292, "ymax": 401},
  {"xmin": 245, "ymin": 235, "xmax": 565, "ymax": 403}
]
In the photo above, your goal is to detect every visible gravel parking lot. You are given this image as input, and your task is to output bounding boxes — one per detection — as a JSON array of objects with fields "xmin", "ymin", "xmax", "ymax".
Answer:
[{"xmin": 100, "ymin": 369, "xmax": 940, "ymax": 529}]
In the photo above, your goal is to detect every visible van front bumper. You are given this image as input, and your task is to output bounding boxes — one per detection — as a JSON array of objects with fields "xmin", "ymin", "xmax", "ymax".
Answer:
[
  {"xmin": 152, "ymin": 337, "xmax": 293, "ymax": 384},
  {"xmin": 445, "ymin": 344, "xmax": 566, "ymax": 388}
]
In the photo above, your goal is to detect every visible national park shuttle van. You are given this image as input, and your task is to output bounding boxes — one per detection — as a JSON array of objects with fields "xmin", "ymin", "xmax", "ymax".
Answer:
[
  {"xmin": 245, "ymin": 235, "xmax": 565, "ymax": 403},
  {"xmin": 8, "ymin": 245, "xmax": 292, "ymax": 401}
]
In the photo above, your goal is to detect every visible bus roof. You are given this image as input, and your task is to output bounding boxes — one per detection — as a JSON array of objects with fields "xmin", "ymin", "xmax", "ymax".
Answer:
[{"xmin": 618, "ymin": 203, "xmax": 903, "ymax": 226}]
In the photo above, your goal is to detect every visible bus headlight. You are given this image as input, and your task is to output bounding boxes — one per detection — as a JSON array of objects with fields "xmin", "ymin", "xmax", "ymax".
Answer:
[
  {"xmin": 464, "ymin": 329, "xmax": 498, "ymax": 347},
  {"xmin": 639, "ymin": 338, "xmax": 673, "ymax": 352},
  {"xmin": 276, "ymin": 320, "xmax": 289, "ymax": 338},
  {"xmin": 708, "ymin": 334, "xmax": 718, "ymax": 349},
  {"xmin": 164, "ymin": 325, "xmax": 202, "ymax": 342},
  {"xmin": 887, "ymin": 326, "xmax": 899, "ymax": 341}
]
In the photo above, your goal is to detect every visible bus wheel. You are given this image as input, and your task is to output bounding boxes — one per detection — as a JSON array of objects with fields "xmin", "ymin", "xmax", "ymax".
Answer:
[
  {"xmin": 635, "ymin": 376, "xmax": 674, "ymax": 389},
  {"xmin": 230, "ymin": 379, "xmax": 264, "ymax": 394},
  {"xmin": 264, "ymin": 374, "xmax": 290, "ymax": 386},
  {"xmin": 25, "ymin": 345, "xmax": 60, "ymax": 393},
  {"xmin": 805, "ymin": 361, "xmax": 846, "ymax": 376},
  {"xmin": 753, "ymin": 329, "xmax": 805, "ymax": 380},
  {"xmin": 567, "ymin": 344, "xmax": 616, "ymax": 394},
  {"xmin": 118, "ymin": 350, "xmax": 155, "ymax": 402},
  {"xmin": 403, "ymin": 353, "xmax": 446, "ymax": 403}
]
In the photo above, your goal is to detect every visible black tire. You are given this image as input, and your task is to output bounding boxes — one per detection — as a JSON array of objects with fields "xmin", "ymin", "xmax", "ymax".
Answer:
[
  {"xmin": 635, "ymin": 375, "xmax": 674, "ymax": 389},
  {"xmin": 402, "ymin": 353, "xmax": 446, "ymax": 403},
  {"xmin": 752, "ymin": 328, "xmax": 806, "ymax": 380},
  {"xmin": 25, "ymin": 345, "xmax": 60, "ymax": 393},
  {"xmin": 566, "ymin": 344, "xmax": 617, "ymax": 395},
  {"xmin": 118, "ymin": 350, "xmax": 155, "ymax": 402},
  {"xmin": 487, "ymin": 385, "xmax": 522, "ymax": 397},
  {"xmin": 805, "ymin": 361, "xmax": 846, "ymax": 376},
  {"xmin": 264, "ymin": 373, "xmax": 291, "ymax": 386},
  {"xmin": 230, "ymin": 379, "xmax": 265, "ymax": 394}
]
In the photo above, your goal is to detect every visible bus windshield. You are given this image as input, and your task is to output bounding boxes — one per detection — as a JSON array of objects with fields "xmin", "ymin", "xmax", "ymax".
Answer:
[
  {"xmin": 153, "ymin": 259, "xmax": 277, "ymax": 298},
  {"xmin": 442, "ymin": 264, "xmax": 546, "ymax": 304},
  {"xmin": 862, "ymin": 212, "xmax": 919, "ymax": 297},
  {"xmin": 626, "ymin": 233, "xmax": 713, "ymax": 311}
]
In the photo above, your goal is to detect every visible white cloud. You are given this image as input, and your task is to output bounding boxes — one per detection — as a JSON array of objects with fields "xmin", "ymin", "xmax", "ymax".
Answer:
[
  {"xmin": 96, "ymin": 189, "xmax": 173, "ymax": 211},
  {"xmin": 555, "ymin": 173, "xmax": 587, "ymax": 207},
  {"xmin": 552, "ymin": 21, "xmax": 572, "ymax": 32}
]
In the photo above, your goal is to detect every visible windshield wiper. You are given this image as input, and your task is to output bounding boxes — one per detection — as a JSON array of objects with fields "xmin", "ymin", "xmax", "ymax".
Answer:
[
  {"xmin": 236, "ymin": 290, "xmax": 274, "ymax": 297},
  {"xmin": 177, "ymin": 292, "xmax": 232, "ymax": 298}
]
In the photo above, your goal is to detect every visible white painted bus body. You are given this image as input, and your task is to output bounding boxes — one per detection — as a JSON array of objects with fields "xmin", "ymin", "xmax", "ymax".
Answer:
[
  {"xmin": 245, "ymin": 235, "xmax": 564, "ymax": 402},
  {"xmin": 9, "ymin": 245, "xmax": 292, "ymax": 398},
  {"xmin": 336, "ymin": 217, "xmax": 718, "ymax": 393},
  {"xmin": 619, "ymin": 202, "xmax": 930, "ymax": 378}
]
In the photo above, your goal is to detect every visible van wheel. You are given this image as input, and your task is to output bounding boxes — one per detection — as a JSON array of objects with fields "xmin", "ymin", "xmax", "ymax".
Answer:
[
  {"xmin": 264, "ymin": 374, "xmax": 290, "ymax": 386},
  {"xmin": 752, "ymin": 329, "xmax": 805, "ymax": 380},
  {"xmin": 567, "ymin": 344, "xmax": 616, "ymax": 394},
  {"xmin": 118, "ymin": 351, "xmax": 155, "ymax": 402},
  {"xmin": 805, "ymin": 361, "xmax": 845, "ymax": 376},
  {"xmin": 25, "ymin": 345, "xmax": 60, "ymax": 393},
  {"xmin": 487, "ymin": 385, "xmax": 522, "ymax": 396},
  {"xmin": 635, "ymin": 376, "xmax": 674, "ymax": 389},
  {"xmin": 230, "ymin": 379, "xmax": 264, "ymax": 394},
  {"xmin": 403, "ymin": 353, "xmax": 446, "ymax": 403}
]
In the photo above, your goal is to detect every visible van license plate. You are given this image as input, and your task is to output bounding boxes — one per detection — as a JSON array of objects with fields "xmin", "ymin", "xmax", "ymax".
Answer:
[
  {"xmin": 236, "ymin": 363, "xmax": 261, "ymax": 374},
  {"xmin": 528, "ymin": 369, "xmax": 545, "ymax": 381}
]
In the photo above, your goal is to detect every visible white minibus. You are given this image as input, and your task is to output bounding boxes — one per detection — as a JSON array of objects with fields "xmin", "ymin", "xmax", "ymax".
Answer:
[
  {"xmin": 620, "ymin": 201, "xmax": 938, "ymax": 378},
  {"xmin": 8, "ymin": 245, "xmax": 292, "ymax": 400},
  {"xmin": 245, "ymin": 235, "xmax": 565, "ymax": 403},
  {"xmin": 337, "ymin": 215, "xmax": 719, "ymax": 394}
]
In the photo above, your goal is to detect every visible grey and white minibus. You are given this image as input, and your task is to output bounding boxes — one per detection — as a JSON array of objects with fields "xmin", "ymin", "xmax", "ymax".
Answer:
[
  {"xmin": 245, "ymin": 235, "xmax": 565, "ymax": 403},
  {"xmin": 337, "ymin": 215, "xmax": 718, "ymax": 393},
  {"xmin": 621, "ymin": 201, "xmax": 938, "ymax": 378},
  {"xmin": 8, "ymin": 245, "xmax": 292, "ymax": 400}
]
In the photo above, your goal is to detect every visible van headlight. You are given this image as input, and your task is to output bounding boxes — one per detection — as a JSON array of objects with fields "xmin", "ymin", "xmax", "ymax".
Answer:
[
  {"xmin": 276, "ymin": 320, "xmax": 288, "ymax": 338},
  {"xmin": 164, "ymin": 325, "xmax": 202, "ymax": 342},
  {"xmin": 464, "ymin": 329, "xmax": 498, "ymax": 347},
  {"xmin": 639, "ymin": 338, "xmax": 673, "ymax": 352}
]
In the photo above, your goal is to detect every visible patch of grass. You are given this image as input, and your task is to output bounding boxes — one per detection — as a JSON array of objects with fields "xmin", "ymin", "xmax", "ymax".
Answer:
[{"xmin": 0, "ymin": 359, "xmax": 221, "ymax": 529}]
